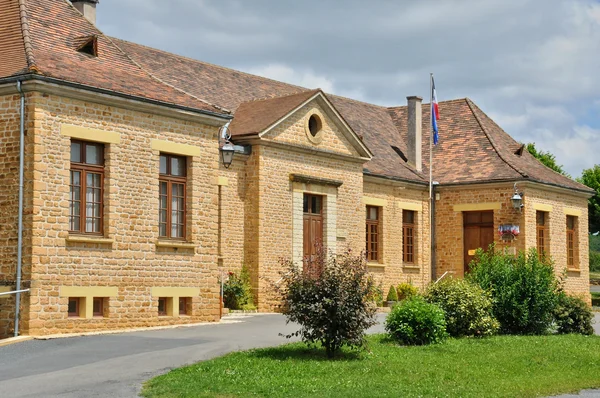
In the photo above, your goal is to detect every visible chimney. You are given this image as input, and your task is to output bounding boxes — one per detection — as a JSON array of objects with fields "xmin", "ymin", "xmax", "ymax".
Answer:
[
  {"xmin": 72, "ymin": 0, "xmax": 99, "ymax": 25},
  {"xmin": 406, "ymin": 96, "xmax": 423, "ymax": 172}
]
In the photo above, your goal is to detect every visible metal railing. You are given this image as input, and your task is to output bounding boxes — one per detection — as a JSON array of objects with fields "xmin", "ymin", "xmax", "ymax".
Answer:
[{"xmin": 0, "ymin": 289, "xmax": 30, "ymax": 297}]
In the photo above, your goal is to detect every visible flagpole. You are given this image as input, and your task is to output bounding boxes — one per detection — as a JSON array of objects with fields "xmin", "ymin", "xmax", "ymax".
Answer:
[
  {"xmin": 429, "ymin": 73, "xmax": 433, "ymax": 201},
  {"xmin": 429, "ymin": 73, "xmax": 435, "ymax": 281}
]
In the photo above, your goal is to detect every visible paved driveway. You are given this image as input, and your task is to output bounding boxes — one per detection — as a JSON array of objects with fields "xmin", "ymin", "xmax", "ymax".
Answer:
[
  {"xmin": 0, "ymin": 313, "xmax": 598, "ymax": 398},
  {"xmin": 0, "ymin": 314, "xmax": 385, "ymax": 398}
]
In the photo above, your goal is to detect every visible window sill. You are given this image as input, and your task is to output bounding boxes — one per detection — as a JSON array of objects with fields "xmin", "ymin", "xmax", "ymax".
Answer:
[
  {"xmin": 155, "ymin": 241, "xmax": 196, "ymax": 249},
  {"xmin": 66, "ymin": 235, "xmax": 114, "ymax": 244},
  {"xmin": 566, "ymin": 268, "xmax": 581, "ymax": 273},
  {"xmin": 402, "ymin": 265, "xmax": 420, "ymax": 270},
  {"xmin": 367, "ymin": 262, "xmax": 385, "ymax": 268}
]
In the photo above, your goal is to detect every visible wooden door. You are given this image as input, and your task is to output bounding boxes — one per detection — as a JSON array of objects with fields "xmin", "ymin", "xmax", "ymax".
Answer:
[
  {"xmin": 303, "ymin": 194, "xmax": 323, "ymax": 272},
  {"xmin": 463, "ymin": 211, "xmax": 494, "ymax": 273}
]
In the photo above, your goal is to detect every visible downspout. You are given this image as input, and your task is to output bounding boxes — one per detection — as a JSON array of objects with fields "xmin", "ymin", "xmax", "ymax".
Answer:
[{"xmin": 14, "ymin": 81, "xmax": 25, "ymax": 337}]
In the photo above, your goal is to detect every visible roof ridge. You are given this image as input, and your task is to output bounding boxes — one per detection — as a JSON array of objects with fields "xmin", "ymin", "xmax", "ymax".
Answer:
[
  {"xmin": 18, "ymin": 0, "xmax": 38, "ymax": 73},
  {"xmin": 107, "ymin": 36, "xmax": 231, "ymax": 114},
  {"xmin": 465, "ymin": 98, "xmax": 529, "ymax": 178},
  {"xmin": 110, "ymin": 37, "xmax": 309, "ymax": 91},
  {"xmin": 328, "ymin": 93, "xmax": 391, "ymax": 110},
  {"xmin": 387, "ymin": 97, "xmax": 469, "ymax": 110},
  {"xmin": 241, "ymin": 88, "xmax": 320, "ymax": 105}
]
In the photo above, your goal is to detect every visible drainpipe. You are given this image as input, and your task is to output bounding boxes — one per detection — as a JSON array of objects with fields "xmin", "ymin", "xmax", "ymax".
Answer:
[{"xmin": 14, "ymin": 81, "xmax": 25, "ymax": 337}]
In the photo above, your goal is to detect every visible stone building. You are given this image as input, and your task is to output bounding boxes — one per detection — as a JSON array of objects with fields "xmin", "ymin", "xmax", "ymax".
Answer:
[{"xmin": 0, "ymin": 0, "xmax": 593, "ymax": 337}]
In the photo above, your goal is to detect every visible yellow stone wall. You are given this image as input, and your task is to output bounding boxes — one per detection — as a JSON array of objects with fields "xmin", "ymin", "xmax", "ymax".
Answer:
[
  {"xmin": 23, "ymin": 92, "xmax": 222, "ymax": 336},
  {"xmin": 522, "ymin": 186, "xmax": 590, "ymax": 299},
  {"xmin": 0, "ymin": 93, "xmax": 33, "ymax": 338},
  {"xmin": 435, "ymin": 183, "xmax": 590, "ymax": 300},
  {"xmin": 362, "ymin": 180, "xmax": 431, "ymax": 292},
  {"xmin": 1, "ymin": 88, "xmax": 592, "ymax": 338}
]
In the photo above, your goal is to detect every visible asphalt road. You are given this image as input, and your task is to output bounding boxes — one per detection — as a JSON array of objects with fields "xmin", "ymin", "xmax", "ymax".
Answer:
[
  {"xmin": 0, "ymin": 312, "xmax": 598, "ymax": 398},
  {"xmin": 0, "ymin": 314, "xmax": 386, "ymax": 398}
]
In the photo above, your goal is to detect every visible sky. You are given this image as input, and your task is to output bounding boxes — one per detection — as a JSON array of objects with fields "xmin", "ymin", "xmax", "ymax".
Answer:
[{"xmin": 97, "ymin": 0, "xmax": 600, "ymax": 178}]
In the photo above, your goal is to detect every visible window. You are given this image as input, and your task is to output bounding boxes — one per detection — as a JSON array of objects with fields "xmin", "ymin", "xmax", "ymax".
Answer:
[
  {"xmin": 365, "ymin": 206, "xmax": 381, "ymax": 262},
  {"xmin": 68, "ymin": 297, "xmax": 81, "ymax": 317},
  {"xmin": 536, "ymin": 211, "xmax": 548, "ymax": 255},
  {"xmin": 93, "ymin": 297, "xmax": 104, "ymax": 317},
  {"xmin": 566, "ymin": 215, "xmax": 578, "ymax": 268},
  {"xmin": 403, "ymin": 210, "xmax": 415, "ymax": 264},
  {"xmin": 158, "ymin": 297, "xmax": 168, "ymax": 316},
  {"xmin": 179, "ymin": 297, "xmax": 190, "ymax": 315},
  {"xmin": 308, "ymin": 114, "xmax": 322, "ymax": 137},
  {"xmin": 70, "ymin": 140, "xmax": 104, "ymax": 234},
  {"xmin": 159, "ymin": 154, "xmax": 187, "ymax": 239}
]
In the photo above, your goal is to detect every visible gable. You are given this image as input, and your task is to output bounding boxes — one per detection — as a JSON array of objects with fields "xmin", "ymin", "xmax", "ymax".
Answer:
[{"xmin": 263, "ymin": 96, "xmax": 367, "ymax": 158}]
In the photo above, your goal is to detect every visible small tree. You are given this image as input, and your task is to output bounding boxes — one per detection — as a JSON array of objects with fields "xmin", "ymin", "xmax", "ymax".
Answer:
[
  {"xmin": 386, "ymin": 285, "xmax": 398, "ymax": 302},
  {"xmin": 526, "ymin": 143, "xmax": 570, "ymax": 177},
  {"xmin": 577, "ymin": 165, "xmax": 600, "ymax": 233},
  {"xmin": 276, "ymin": 248, "xmax": 377, "ymax": 358}
]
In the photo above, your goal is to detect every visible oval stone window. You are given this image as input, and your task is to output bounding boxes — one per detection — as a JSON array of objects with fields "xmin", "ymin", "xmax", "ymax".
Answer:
[{"xmin": 308, "ymin": 114, "xmax": 322, "ymax": 137}]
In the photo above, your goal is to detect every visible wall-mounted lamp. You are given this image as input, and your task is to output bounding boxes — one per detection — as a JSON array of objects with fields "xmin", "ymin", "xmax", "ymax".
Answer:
[
  {"xmin": 220, "ymin": 142, "xmax": 235, "ymax": 168},
  {"xmin": 511, "ymin": 183, "xmax": 524, "ymax": 211},
  {"xmin": 219, "ymin": 123, "xmax": 235, "ymax": 169},
  {"xmin": 218, "ymin": 122, "xmax": 252, "ymax": 169}
]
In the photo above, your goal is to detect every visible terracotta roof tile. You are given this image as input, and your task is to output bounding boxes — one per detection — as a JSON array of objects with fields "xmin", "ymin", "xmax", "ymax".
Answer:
[
  {"xmin": 112, "ymin": 38, "xmax": 306, "ymax": 113},
  {"xmin": 229, "ymin": 89, "xmax": 320, "ymax": 137},
  {"xmin": 0, "ymin": 0, "xmax": 29, "ymax": 77},
  {"xmin": 0, "ymin": 0, "xmax": 589, "ymax": 192},
  {"xmin": 0, "ymin": 0, "xmax": 226, "ymax": 115}
]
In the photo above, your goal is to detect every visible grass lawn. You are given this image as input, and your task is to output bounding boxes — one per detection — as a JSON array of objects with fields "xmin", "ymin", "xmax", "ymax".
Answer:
[
  {"xmin": 591, "ymin": 271, "xmax": 600, "ymax": 280},
  {"xmin": 142, "ymin": 334, "xmax": 600, "ymax": 398}
]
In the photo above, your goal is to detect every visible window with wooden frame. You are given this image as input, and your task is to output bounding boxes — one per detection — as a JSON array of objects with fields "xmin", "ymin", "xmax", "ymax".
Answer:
[
  {"xmin": 159, "ymin": 154, "xmax": 187, "ymax": 239},
  {"xmin": 365, "ymin": 206, "xmax": 381, "ymax": 262},
  {"xmin": 403, "ymin": 210, "xmax": 416, "ymax": 264},
  {"xmin": 69, "ymin": 140, "xmax": 104, "ymax": 234},
  {"xmin": 566, "ymin": 215, "xmax": 578, "ymax": 269},
  {"xmin": 68, "ymin": 297, "xmax": 81, "ymax": 317},
  {"xmin": 536, "ymin": 211, "xmax": 548, "ymax": 256},
  {"xmin": 93, "ymin": 297, "xmax": 105, "ymax": 317},
  {"xmin": 179, "ymin": 297, "xmax": 190, "ymax": 316},
  {"xmin": 158, "ymin": 297, "xmax": 168, "ymax": 316}
]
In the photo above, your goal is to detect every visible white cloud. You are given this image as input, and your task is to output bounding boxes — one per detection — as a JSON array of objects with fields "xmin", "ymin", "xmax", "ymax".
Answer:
[
  {"xmin": 242, "ymin": 64, "xmax": 336, "ymax": 93},
  {"xmin": 98, "ymin": 0, "xmax": 600, "ymax": 175}
]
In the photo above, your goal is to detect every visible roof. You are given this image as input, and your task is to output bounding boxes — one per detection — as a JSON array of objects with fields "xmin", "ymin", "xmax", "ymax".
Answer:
[
  {"xmin": 0, "ymin": 0, "xmax": 30, "ymax": 77},
  {"xmin": 0, "ymin": 0, "xmax": 591, "ymax": 193},
  {"xmin": 0, "ymin": 0, "xmax": 227, "ymax": 115},
  {"xmin": 229, "ymin": 89, "xmax": 321, "ymax": 137}
]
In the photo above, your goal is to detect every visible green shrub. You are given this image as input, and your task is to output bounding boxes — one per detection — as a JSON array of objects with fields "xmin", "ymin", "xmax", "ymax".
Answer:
[
  {"xmin": 590, "ymin": 234, "xmax": 600, "ymax": 252},
  {"xmin": 554, "ymin": 293, "xmax": 594, "ymax": 335},
  {"xmin": 396, "ymin": 282, "xmax": 418, "ymax": 301},
  {"xmin": 222, "ymin": 265, "xmax": 255, "ymax": 310},
  {"xmin": 425, "ymin": 278, "xmax": 499, "ymax": 338},
  {"xmin": 386, "ymin": 285, "xmax": 398, "ymax": 302},
  {"xmin": 276, "ymin": 249, "xmax": 377, "ymax": 358},
  {"xmin": 367, "ymin": 279, "xmax": 384, "ymax": 306},
  {"xmin": 589, "ymin": 251, "xmax": 600, "ymax": 273},
  {"xmin": 385, "ymin": 296, "xmax": 448, "ymax": 345},
  {"xmin": 467, "ymin": 247, "xmax": 559, "ymax": 335}
]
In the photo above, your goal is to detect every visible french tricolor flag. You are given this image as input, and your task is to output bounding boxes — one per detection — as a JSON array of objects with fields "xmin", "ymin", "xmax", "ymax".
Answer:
[{"xmin": 431, "ymin": 77, "xmax": 440, "ymax": 145}]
